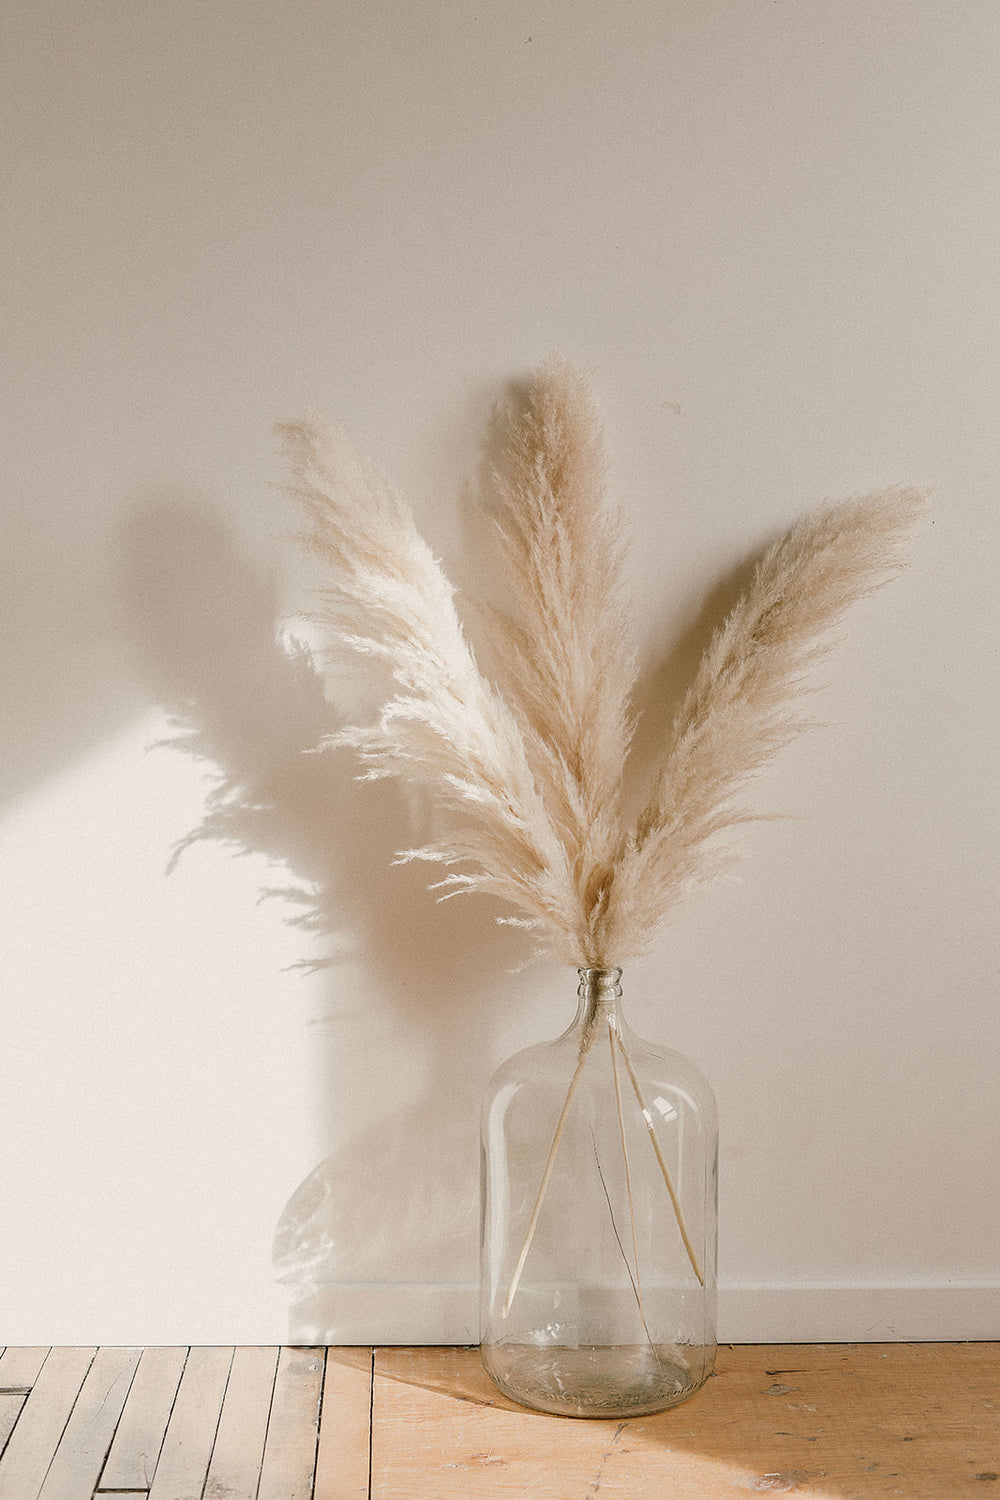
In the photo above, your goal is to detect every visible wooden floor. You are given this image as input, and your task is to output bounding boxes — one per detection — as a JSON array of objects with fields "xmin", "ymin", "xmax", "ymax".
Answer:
[{"xmin": 0, "ymin": 1344, "xmax": 997, "ymax": 1499}]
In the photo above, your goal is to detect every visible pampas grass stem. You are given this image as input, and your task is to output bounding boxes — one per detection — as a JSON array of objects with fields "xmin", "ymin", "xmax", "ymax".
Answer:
[
  {"xmin": 501, "ymin": 1043, "xmax": 593, "ymax": 1319},
  {"xmin": 608, "ymin": 1017, "xmax": 647, "ymax": 1327},
  {"xmin": 617, "ymin": 1035, "xmax": 704, "ymax": 1285}
]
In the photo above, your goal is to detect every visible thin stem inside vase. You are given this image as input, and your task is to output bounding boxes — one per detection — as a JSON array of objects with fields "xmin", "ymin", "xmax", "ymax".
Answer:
[
  {"xmin": 607, "ymin": 1016, "xmax": 646, "ymax": 1325},
  {"xmin": 616, "ymin": 1035, "xmax": 705, "ymax": 1286},
  {"xmin": 501, "ymin": 1044, "xmax": 592, "ymax": 1319}
]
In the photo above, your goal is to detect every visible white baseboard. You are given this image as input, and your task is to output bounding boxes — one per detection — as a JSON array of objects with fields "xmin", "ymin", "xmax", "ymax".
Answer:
[
  {"xmin": 717, "ymin": 1283, "xmax": 1000, "ymax": 1343},
  {"xmin": 287, "ymin": 1281, "xmax": 1000, "ymax": 1346}
]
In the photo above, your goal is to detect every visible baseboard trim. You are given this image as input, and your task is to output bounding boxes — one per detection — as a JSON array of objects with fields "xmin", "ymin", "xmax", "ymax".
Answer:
[
  {"xmin": 287, "ymin": 1281, "xmax": 1000, "ymax": 1346},
  {"xmin": 717, "ymin": 1283, "xmax": 1000, "ymax": 1343}
]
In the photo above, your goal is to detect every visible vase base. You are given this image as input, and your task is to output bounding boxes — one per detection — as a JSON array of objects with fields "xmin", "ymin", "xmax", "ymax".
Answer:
[{"xmin": 481, "ymin": 1340, "xmax": 708, "ymax": 1418}]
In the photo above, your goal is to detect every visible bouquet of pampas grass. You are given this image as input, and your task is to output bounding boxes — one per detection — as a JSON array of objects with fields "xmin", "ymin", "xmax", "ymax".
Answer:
[
  {"xmin": 279, "ymin": 356, "xmax": 924, "ymax": 1303},
  {"xmin": 280, "ymin": 356, "xmax": 923, "ymax": 971}
]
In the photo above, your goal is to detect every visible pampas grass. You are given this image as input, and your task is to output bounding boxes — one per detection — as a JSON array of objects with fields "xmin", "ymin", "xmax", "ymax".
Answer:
[{"xmin": 281, "ymin": 359, "xmax": 924, "ymax": 970}]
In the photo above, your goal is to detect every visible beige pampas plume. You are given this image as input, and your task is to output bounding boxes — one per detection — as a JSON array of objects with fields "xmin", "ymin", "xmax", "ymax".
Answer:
[
  {"xmin": 608, "ymin": 485, "xmax": 928, "ymax": 957},
  {"xmin": 487, "ymin": 356, "xmax": 638, "ymax": 964},
  {"xmin": 280, "ymin": 367, "xmax": 925, "ymax": 969}
]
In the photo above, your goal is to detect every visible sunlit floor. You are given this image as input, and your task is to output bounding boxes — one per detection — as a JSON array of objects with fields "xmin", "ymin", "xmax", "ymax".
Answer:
[{"xmin": 0, "ymin": 1342, "xmax": 996, "ymax": 1498}]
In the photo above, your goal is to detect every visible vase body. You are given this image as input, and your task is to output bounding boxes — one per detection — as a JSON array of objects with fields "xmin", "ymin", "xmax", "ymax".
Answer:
[{"xmin": 480, "ymin": 967, "xmax": 717, "ymax": 1418}]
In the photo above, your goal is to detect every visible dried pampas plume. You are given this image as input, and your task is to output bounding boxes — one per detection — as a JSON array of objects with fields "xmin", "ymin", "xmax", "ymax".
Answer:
[{"xmin": 279, "ymin": 358, "xmax": 925, "ymax": 968}]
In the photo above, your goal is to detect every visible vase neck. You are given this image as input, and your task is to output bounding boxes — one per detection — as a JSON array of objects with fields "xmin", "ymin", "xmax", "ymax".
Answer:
[{"xmin": 574, "ymin": 966, "xmax": 625, "ymax": 1054}]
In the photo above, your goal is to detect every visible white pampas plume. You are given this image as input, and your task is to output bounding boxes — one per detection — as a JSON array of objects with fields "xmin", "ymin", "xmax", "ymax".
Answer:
[{"xmin": 277, "ymin": 418, "xmax": 584, "ymax": 961}]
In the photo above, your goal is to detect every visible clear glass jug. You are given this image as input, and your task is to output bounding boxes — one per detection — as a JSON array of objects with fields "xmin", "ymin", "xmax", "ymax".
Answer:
[{"xmin": 480, "ymin": 966, "xmax": 717, "ymax": 1417}]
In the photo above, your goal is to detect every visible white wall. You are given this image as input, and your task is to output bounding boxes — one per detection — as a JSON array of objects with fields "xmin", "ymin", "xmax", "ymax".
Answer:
[{"xmin": 2, "ymin": 0, "xmax": 997, "ymax": 1346}]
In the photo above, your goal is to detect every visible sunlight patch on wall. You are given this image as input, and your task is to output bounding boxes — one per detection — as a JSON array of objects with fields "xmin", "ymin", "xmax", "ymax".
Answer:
[{"xmin": 0, "ymin": 706, "xmax": 325, "ymax": 1344}]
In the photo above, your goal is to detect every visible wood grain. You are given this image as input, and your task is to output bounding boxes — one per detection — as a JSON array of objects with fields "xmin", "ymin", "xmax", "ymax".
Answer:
[
  {"xmin": 98, "ymin": 1344, "xmax": 187, "ymax": 1492},
  {"xmin": 203, "ymin": 1345, "xmax": 280, "ymax": 1500},
  {"xmin": 36, "ymin": 1347, "xmax": 141, "ymax": 1500},
  {"xmin": 256, "ymin": 1346, "xmax": 324, "ymax": 1500},
  {"xmin": 371, "ymin": 1343, "xmax": 1000, "ymax": 1499},
  {"xmin": 0, "ymin": 1348, "xmax": 96, "ymax": 1500},
  {"xmin": 0, "ymin": 1395, "xmax": 28, "ymax": 1464},
  {"xmin": 0, "ymin": 1346, "xmax": 48, "ymax": 1466},
  {"xmin": 315, "ymin": 1349, "xmax": 372, "ymax": 1500},
  {"xmin": 0, "ymin": 1342, "xmax": 997, "ymax": 1498},
  {"xmin": 0, "ymin": 1349, "xmax": 49, "ymax": 1393},
  {"xmin": 146, "ymin": 1346, "xmax": 233, "ymax": 1500}
]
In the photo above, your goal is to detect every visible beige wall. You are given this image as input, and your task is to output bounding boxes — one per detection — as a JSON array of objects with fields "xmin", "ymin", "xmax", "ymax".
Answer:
[{"xmin": 2, "ymin": 0, "xmax": 998, "ymax": 1343}]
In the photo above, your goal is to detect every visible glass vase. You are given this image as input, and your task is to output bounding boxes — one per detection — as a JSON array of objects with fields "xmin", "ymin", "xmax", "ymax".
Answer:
[{"xmin": 480, "ymin": 966, "xmax": 717, "ymax": 1417}]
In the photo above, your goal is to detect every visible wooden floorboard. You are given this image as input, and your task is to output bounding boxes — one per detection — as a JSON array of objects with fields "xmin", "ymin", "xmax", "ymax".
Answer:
[
  {"xmin": 146, "ymin": 1346, "xmax": 233, "ymax": 1500},
  {"xmin": 202, "ymin": 1345, "xmax": 279, "ymax": 1500},
  {"xmin": 0, "ymin": 1343, "xmax": 996, "ymax": 1498},
  {"xmin": 37, "ymin": 1348, "xmax": 141, "ymax": 1500},
  {"xmin": 0, "ymin": 1348, "xmax": 96, "ymax": 1500},
  {"xmin": 98, "ymin": 1345, "xmax": 187, "ymax": 1492},
  {"xmin": 372, "ymin": 1344, "xmax": 1000, "ymax": 1499},
  {"xmin": 315, "ymin": 1349, "xmax": 372, "ymax": 1500},
  {"xmin": 256, "ymin": 1346, "xmax": 324, "ymax": 1500}
]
